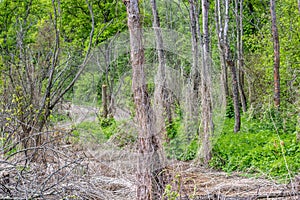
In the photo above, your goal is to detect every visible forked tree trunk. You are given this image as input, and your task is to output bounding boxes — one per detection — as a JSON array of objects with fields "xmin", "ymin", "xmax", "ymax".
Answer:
[
  {"xmin": 270, "ymin": 0, "xmax": 280, "ymax": 108},
  {"xmin": 201, "ymin": 0, "xmax": 214, "ymax": 164},
  {"xmin": 123, "ymin": 0, "xmax": 164, "ymax": 199}
]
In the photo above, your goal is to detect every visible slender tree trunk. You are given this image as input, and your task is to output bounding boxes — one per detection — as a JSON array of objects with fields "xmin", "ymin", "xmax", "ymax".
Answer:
[
  {"xmin": 201, "ymin": 0, "xmax": 214, "ymax": 164},
  {"xmin": 224, "ymin": 0, "xmax": 241, "ymax": 132},
  {"xmin": 123, "ymin": 1, "xmax": 163, "ymax": 199},
  {"xmin": 298, "ymin": 0, "xmax": 300, "ymax": 14},
  {"xmin": 215, "ymin": 0, "xmax": 229, "ymax": 100},
  {"xmin": 102, "ymin": 84, "xmax": 108, "ymax": 118},
  {"xmin": 189, "ymin": 0, "xmax": 201, "ymax": 98},
  {"xmin": 187, "ymin": 0, "xmax": 201, "ymax": 141},
  {"xmin": 236, "ymin": 0, "xmax": 247, "ymax": 113},
  {"xmin": 270, "ymin": 0, "xmax": 280, "ymax": 108},
  {"xmin": 151, "ymin": 0, "xmax": 172, "ymax": 142},
  {"xmin": 216, "ymin": 0, "xmax": 240, "ymax": 132}
]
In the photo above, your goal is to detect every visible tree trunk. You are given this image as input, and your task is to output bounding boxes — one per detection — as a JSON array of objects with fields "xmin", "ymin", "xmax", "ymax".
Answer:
[
  {"xmin": 216, "ymin": 0, "xmax": 240, "ymax": 132},
  {"xmin": 201, "ymin": 0, "xmax": 214, "ymax": 164},
  {"xmin": 187, "ymin": 0, "xmax": 201, "ymax": 141},
  {"xmin": 270, "ymin": 0, "xmax": 280, "ymax": 108},
  {"xmin": 123, "ymin": 0, "xmax": 164, "ymax": 199},
  {"xmin": 224, "ymin": 0, "xmax": 241, "ymax": 132},
  {"xmin": 151, "ymin": 0, "xmax": 171, "ymax": 142},
  {"xmin": 102, "ymin": 84, "xmax": 108, "ymax": 118},
  {"xmin": 189, "ymin": 0, "xmax": 201, "ymax": 97},
  {"xmin": 236, "ymin": 0, "xmax": 247, "ymax": 113},
  {"xmin": 215, "ymin": 0, "xmax": 229, "ymax": 100},
  {"xmin": 298, "ymin": 0, "xmax": 300, "ymax": 14}
]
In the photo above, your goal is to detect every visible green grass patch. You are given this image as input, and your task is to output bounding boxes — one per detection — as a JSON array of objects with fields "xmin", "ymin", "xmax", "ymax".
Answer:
[
  {"xmin": 72, "ymin": 121, "xmax": 106, "ymax": 144},
  {"xmin": 71, "ymin": 117, "xmax": 136, "ymax": 147},
  {"xmin": 210, "ymin": 118, "xmax": 300, "ymax": 181}
]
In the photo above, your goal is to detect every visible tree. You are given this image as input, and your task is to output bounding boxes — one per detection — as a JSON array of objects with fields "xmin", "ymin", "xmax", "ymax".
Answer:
[
  {"xmin": 216, "ymin": 0, "xmax": 241, "ymax": 132},
  {"xmin": 151, "ymin": 0, "xmax": 172, "ymax": 142},
  {"xmin": 200, "ymin": 0, "xmax": 214, "ymax": 164},
  {"xmin": 123, "ymin": 0, "xmax": 164, "ymax": 199},
  {"xmin": 215, "ymin": 0, "xmax": 229, "ymax": 99},
  {"xmin": 0, "ymin": 0, "xmax": 95, "ymax": 159},
  {"xmin": 187, "ymin": 0, "xmax": 202, "ymax": 141},
  {"xmin": 270, "ymin": 0, "xmax": 280, "ymax": 108},
  {"xmin": 235, "ymin": 0, "xmax": 247, "ymax": 112}
]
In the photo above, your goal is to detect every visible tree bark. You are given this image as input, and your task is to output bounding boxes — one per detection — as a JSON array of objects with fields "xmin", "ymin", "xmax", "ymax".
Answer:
[
  {"xmin": 224, "ymin": 0, "xmax": 241, "ymax": 132},
  {"xmin": 102, "ymin": 84, "xmax": 108, "ymax": 118},
  {"xmin": 188, "ymin": 0, "xmax": 201, "ymax": 141},
  {"xmin": 270, "ymin": 0, "xmax": 280, "ymax": 108},
  {"xmin": 236, "ymin": 0, "xmax": 247, "ymax": 113},
  {"xmin": 189, "ymin": 0, "xmax": 201, "ymax": 97},
  {"xmin": 201, "ymin": 0, "xmax": 214, "ymax": 164},
  {"xmin": 215, "ymin": 0, "xmax": 229, "ymax": 99},
  {"xmin": 151, "ymin": 0, "xmax": 172, "ymax": 142},
  {"xmin": 216, "ymin": 0, "xmax": 240, "ymax": 132},
  {"xmin": 298, "ymin": 0, "xmax": 300, "ymax": 14},
  {"xmin": 123, "ymin": 0, "xmax": 164, "ymax": 199}
]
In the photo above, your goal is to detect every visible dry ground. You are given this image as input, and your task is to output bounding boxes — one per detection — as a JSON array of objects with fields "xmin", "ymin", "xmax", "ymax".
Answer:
[{"xmin": 22, "ymin": 103, "xmax": 297, "ymax": 200}]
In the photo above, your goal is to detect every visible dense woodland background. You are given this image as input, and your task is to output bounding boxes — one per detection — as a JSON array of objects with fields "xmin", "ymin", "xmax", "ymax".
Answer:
[{"xmin": 0, "ymin": 0, "xmax": 299, "ymax": 199}]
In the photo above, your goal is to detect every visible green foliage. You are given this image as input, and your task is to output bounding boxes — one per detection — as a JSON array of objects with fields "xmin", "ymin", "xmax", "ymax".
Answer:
[
  {"xmin": 72, "ymin": 121, "xmax": 106, "ymax": 144},
  {"xmin": 225, "ymin": 98, "xmax": 235, "ymax": 119},
  {"xmin": 49, "ymin": 112, "xmax": 70, "ymax": 124},
  {"xmin": 99, "ymin": 117, "xmax": 117, "ymax": 139},
  {"xmin": 165, "ymin": 123, "xmax": 199, "ymax": 161},
  {"xmin": 108, "ymin": 120, "xmax": 137, "ymax": 148},
  {"xmin": 162, "ymin": 184, "xmax": 179, "ymax": 200},
  {"xmin": 162, "ymin": 174, "xmax": 181, "ymax": 200},
  {"xmin": 210, "ymin": 117, "xmax": 300, "ymax": 180},
  {"xmin": 72, "ymin": 117, "xmax": 136, "ymax": 148},
  {"xmin": 74, "ymin": 72, "xmax": 100, "ymax": 105},
  {"xmin": 163, "ymin": 105, "xmax": 199, "ymax": 161}
]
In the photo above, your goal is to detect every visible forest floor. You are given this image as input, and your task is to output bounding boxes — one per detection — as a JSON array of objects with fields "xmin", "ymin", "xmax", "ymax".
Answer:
[{"xmin": 57, "ymin": 103, "xmax": 299, "ymax": 200}]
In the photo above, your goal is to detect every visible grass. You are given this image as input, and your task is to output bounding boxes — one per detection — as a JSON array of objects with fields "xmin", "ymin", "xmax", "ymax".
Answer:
[{"xmin": 210, "ymin": 117, "xmax": 300, "ymax": 182}]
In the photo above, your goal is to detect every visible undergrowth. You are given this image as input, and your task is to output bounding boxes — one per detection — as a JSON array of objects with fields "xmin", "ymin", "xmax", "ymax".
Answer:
[
  {"xmin": 210, "ymin": 115, "xmax": 300, "ymax": 181},
  {"xmin": 71, "ymin": 117, "xmax": 136, "ymax": 147}
]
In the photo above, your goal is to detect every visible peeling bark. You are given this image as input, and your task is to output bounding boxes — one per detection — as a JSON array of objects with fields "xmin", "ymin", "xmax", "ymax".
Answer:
[{"xmin": 123, "ymin": 0, "xmax": 164, "ymax": 199}]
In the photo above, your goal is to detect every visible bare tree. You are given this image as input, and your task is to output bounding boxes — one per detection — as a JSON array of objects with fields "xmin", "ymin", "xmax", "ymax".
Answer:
[
  {"xmin": 123, "ymin": 0, "xmax": 164, "ymax": 199},
  {"xmin": 270, "ymin": 0, "xmax": 280, "ymax": 108},
  {"xmin": 0, "ymin": 0, "xmax": 95, "ymax": 159},
  {"xmin": 201, "ymin": 0, "xmax": 214, "ymax": 164}
]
